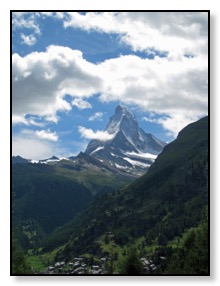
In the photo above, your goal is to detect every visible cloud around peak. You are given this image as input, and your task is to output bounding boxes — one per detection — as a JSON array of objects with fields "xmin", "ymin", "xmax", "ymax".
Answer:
[{"xmin": 78, "ymin": 126, "xmax": 115, "ymax": 142}]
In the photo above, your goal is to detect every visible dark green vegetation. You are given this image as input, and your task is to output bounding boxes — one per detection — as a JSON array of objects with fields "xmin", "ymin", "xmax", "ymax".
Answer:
[
  {"xmin": 166, "ymin": 213, "xmax": 208, "ymax": 274},
  {"xmin": 118, "ymin": 247, "xmax": 144, "ymax": 275},
  {"xmin": 12, "ymin": 155, "xmax": 132, "ymax": 254},
  {"xmin": 41, "ymin": 116, "xmax": 209, "ymax": 274},
  {"xmin": 12, "ymin": 232, "xmax": 32, "ymax": 274},
  {"xmin": 13, "ymin": 164, "xmax": 92, "ymax": 233},
  {"xmin": 12, "ymin": 116, "xmax": 209, "ymax": 275}
]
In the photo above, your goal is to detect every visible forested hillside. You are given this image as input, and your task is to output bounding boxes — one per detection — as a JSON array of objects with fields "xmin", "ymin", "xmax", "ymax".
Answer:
[
  {"xmin": 12, "ymin": 158, "xmax": 132, "ymax": 252},
  {"xmin": 39, "ymin": 116, "xmax": 208, "ymax": 275}
]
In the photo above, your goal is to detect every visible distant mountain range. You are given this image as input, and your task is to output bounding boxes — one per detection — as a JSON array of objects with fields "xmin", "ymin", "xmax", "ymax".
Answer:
[
  {"xmin": 12, "ymin": 155, "xmax": 61, "ymax": 165},
  {"xmin": 12, "ymin": 151, "xmax": 133, "ymax": 238},
  {"xmin": 12, "ymin": 105, "xmax": 167, "ymax": 177},
  {"xmin": 12, "ymin": 155, "xmax": 30, "ymax": 164}
]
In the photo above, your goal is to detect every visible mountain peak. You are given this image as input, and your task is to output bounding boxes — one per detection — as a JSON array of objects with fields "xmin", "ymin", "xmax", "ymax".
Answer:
[
  {"xmin": 85, "ymin": 105, "xmax": 167, "ymax": 177},
  {"xmin": 12, "ymin": 155, "xmax": 29, "ymax": 164},
  {"xmin": 115, "ymin": 105, "xmax": 133, "ymax": 116},
  {"xmin": 106, "ymin": 105, "xmax": 137, "ymax": 135},
  {"xmin": 49, "ymin": 156, "xmax": 59, "ymax": 160},
  {"xmin": 115, "ymin": 105, "xmax": 136, "ymax": 121}
]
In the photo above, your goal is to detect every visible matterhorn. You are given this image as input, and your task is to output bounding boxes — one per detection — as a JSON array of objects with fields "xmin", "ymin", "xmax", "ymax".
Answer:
[{"xmin": 85, "ymin": 105, "xmax": 166, "ymax": 177}]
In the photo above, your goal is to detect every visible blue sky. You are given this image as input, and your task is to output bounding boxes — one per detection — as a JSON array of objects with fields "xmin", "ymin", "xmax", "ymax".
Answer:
[{"xmin": 12, "ymin": 12, "xmax": 208, "ymax": 160}]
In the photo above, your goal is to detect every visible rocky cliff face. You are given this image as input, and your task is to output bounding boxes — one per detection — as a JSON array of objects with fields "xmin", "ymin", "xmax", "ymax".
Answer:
[{"xmin": 85, "ymin": 105, "xmax": 166, "ymax": 177}]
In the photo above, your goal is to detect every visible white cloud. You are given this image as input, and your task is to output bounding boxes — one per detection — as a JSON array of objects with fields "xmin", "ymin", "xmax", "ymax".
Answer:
[
  {"xmin": 12, "ymin": 12, "xmax": 41, "ymax": 35},
  {"xmin": 12, "ymin": 115, "xmax": 29, "ymax": 125},
  {"xmin": 12, "ymin": 115, "xmax": 44, "ymax": 127},
  {"xmin": 142, "ymin": 116, "xmax": 158, "ymax": 123},
  {"xmin": 12, "ymin": 135, "xmax": 71, "ymax": 160},
  {"xmin": 64, "ymin": 12, "xmax": 208, "ymax": 57},
  {"xmin": 72, "ymin": 98, "xmax": 92, "ymax": 110},
  {"xmin": 78, "ymin": 126, "xmax": 115, "ymax": 141},
  {"xmin": 28, "ymin": 118, "xmax": 44, "ymax": 127},
  {"xmin": 44, "ymin": 114, "xmax": 59, "ymax": 124},
  {"xmin": 35, "ymin": 129, "xmax": 58, "ymax": 141},
  {"xmin": 40, "ymin": 12, "xmax": 54, "ymax": 17},
  {"xmin": 12, "ymin": 136, "xmax": 54, "ymax": 160},
  {"xmin": 12, "ymin": 45, "xmax": 208, "ymax": 137},
  {"xmin": 19, "ymin": 128, "xmax": 58, "ymax": 141},
  {"xmin": 12, "ymin": 45, "xmax": 101, "ymax": 121},
  {"xmin": 20, "ymin": 33, "xmax": 36, "ymax": 46},
  {"xmin": 40, "ymin": 12, "xmax": 66, "ymax": 19},
  {"xmin": 12, "ymin": 12, "xmax": 208, "ymax": 138},
  {"xmin": 157, "ymin": 113, "xmax": 200, "ymax": 138},
  {"xmin": 12, "ymin": 12, "xmax": 66, "ymax": 48},
  {"xmin": 14, "ymin": 12, "xmax": 207, "ymax": 58},
  {"xmin": 12, "ymin": 129, "xmax": 67, "ymax": 160},
  {"xmin": 97, "ymin": 54, "xmax": 208, "ymax": 136},
  {"xmin": 89, "ymin": 112, "xmax": 103, "ymax": 121},
  {"xmin": 13, "ymin": 11, "xmax": 208, "ymax": 55}
]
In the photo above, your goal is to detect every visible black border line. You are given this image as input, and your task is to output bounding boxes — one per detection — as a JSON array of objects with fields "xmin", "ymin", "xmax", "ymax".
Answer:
[{"xmin": 10, "ymin": 10, "xmax": 210, "ymax": 277}]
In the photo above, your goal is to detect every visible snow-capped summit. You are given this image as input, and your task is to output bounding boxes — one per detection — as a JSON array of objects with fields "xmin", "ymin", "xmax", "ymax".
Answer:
[
  {"xmin": 106, "ymin": 105, "xmax": 138, "ymax": 138},
  {"xmin": 85, "ymin": 105, "xmax": 167, "ymax": 177},
  {"xmin": 39, "ymin": 156, "xmax": 60, "ymax": 164}
]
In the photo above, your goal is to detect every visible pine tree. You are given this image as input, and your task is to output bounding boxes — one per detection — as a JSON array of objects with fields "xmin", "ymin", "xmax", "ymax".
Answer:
[
  {"xmin": 119, "ymin": 247, "xmax": 143, "ymax": 275},
  {"xmin": 12, "ymin": 232, "xmax": 32, "ymax": 274}
]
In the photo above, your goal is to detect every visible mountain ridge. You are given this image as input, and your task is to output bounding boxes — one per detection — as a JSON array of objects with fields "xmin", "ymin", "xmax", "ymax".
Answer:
[{"xmin": 85, "ymin": 105, "xmax": 167, "ymax": 176}]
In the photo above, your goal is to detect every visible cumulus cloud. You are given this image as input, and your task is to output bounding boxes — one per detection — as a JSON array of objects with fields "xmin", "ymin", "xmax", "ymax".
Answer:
[
  {"xmin": 12, "ymin": 12, "xmax": 66, "ymax": 46},
  {"xmin": 12, "ymin": 115, "xmax": 30, "ymax": 125},
  {"xmin": 12, "ymin": 115, "xmax": 44, "ymax": 127},
  {"xmin": 157, "ymin": 112, "xmax": 201, "ymax": 137},
  {"xmin": 98, "ymin": 53, "xmax": 208, "ymax": 135},
  {"xmin": 12, "ymin": 45, "xmax": 208, "ymax": 137},
  {"xmin": 13, "ymin": 12, "xmax": 208, "ymax": 53},
  {"xmin": 35, "ymin": 129, "xmax": 58, "ymax": 141},
  {"xmin": 64, "ymin": 12, "xmax": 208, "ymax": 57},
  {"xmin": 89, "ymin": 112, "xmax": 103, "ymax": 121},
  {"xmin": 142, "ymin": 116, "xmax": 158, "ymax": 123},
  {"xmin": 12, "ymin": 45, "xmax": 101, "ymax": 121},
  {"xmin": 12, "ymin": 12, "xmax": 208, "ymax": 138},
  {"xmin": 78, "ymin": 126, "xmax": 115, "ymax": 141},
  {"xmin": 143, "ymin": 112, "xmax": 201, "ymax": 138},
  {"xmin": 72, "ymin": 98, "xmax": 92, "ymax": 110},
  {"xmin": 20, "ymin": 33, "xmax": 37, "ymax": 46},
  {"xmin": 20, "ymin": 128, "xmax": 58, "ymax": 141},
  {"xmin": 12, "ymin": 12, "xmax": 41, "ymax": 35},
  {"xmin": 14, "ymin": 12, "xmax": 207, "ymax": 57}
]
